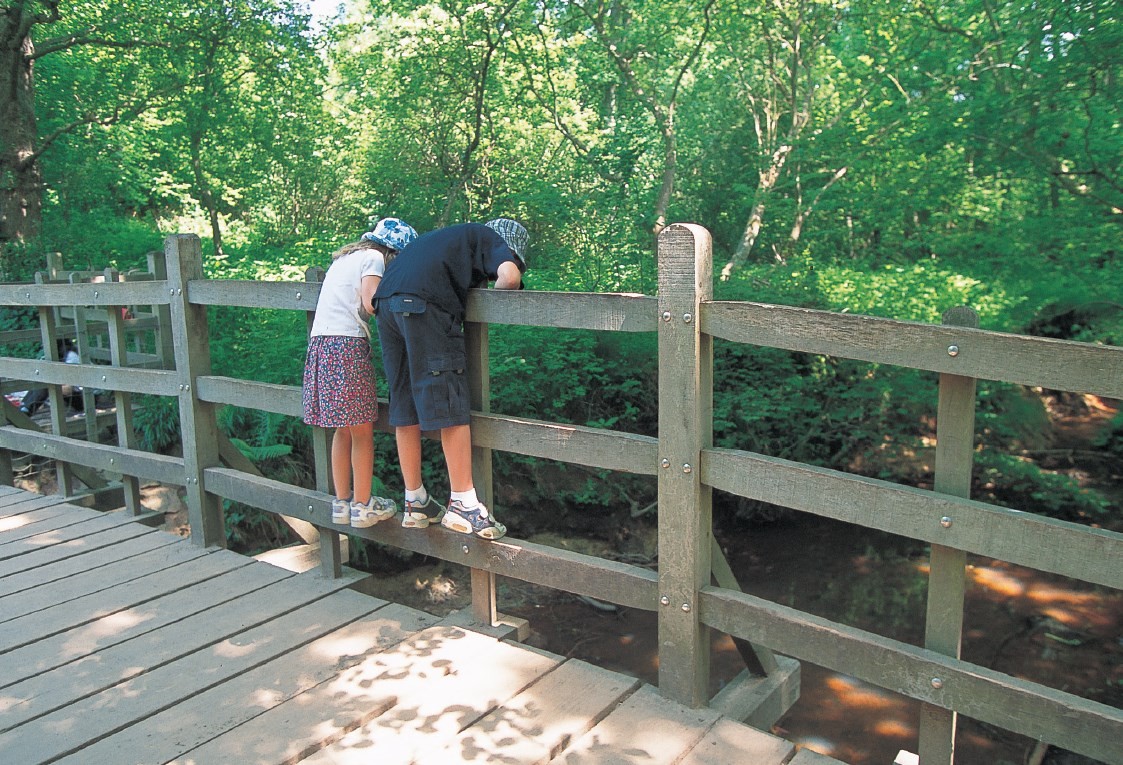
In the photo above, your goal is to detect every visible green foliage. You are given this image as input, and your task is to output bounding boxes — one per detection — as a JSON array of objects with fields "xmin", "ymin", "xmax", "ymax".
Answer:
[
  {"xmin": 975, "ymin": 451, "xmax": 1110, "ymax": 524},
  {"xmin": 132, "ymin": 395, "xmax": 181, "ymax": 453},
  {"xmin": 1093, "ymin": 412, "xmax": 1123, "ymax": 461}
]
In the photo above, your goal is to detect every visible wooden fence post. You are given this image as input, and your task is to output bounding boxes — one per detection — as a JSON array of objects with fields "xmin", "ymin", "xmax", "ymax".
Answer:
[
  {"xmin": 918, "ymin": 306, "xmax": 979, "ymax": 764},
  {"xmin": 34, "ymin": 273, "xmax": 76, "ymax": 497},
  {"xmin": 147, "ymin": 249, "xmax": 177, "ymax": 370},
  {"xmin": 466, "ymin": 320, "xmax": 499, "ymax": 625},
  {"xmin": 165, "ymin": 234, "xmax": 225, "ymax": 547},
  {"xmin": 304, "ymin": 266, "xmax": 343, "ymax": 577},
  {"xmin": 104, "ymin": 268, "xmax": 143, "ymax": 516},
  {"xmin": 656, "ymin": 223, "xmax": 714, "ymax": 707}
]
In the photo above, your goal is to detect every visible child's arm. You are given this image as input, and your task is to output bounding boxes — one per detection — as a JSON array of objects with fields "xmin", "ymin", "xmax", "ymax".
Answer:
[
  {"xmin": 494, "ymin": 261, "xmax": 522, "ymax": 290},
  {"xmin": 359, "ymin": 275, "xmax": 381, "ymax": 317}
]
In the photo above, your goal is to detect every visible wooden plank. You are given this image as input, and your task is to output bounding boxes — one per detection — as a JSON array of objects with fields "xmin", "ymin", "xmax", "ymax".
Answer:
[
  {"xmin": 677, "ymin": 716, "xmax": 794, "ymax": 765},
  {"xmin": 0, "ymin": 521, "xmax": 155, "ymax": 579},
  {"xmin": 0, "ymin": 568, "xmax": 369, "ymax": 731},
  {"xmin": 699, "ymin": 586, "xmax": 1123, "ymax": 764},
  {"xmin": 0, "ymin": 532, "xmax": 185, "ymax": 606},
  {"xmin": 0, "ymin": 493, "xmax": 72, "ymax": 522},
  {"xmin": 548, "ymin": 684, "xmax": 722, "ymax": 765},
  {"xmin": 0, "ymin": 509, "xmax": 156, "ymax": 564},
  {"xmin": 0, "ymin": 548, "xmax": 247, "ymax": 653},
  {"xmin": 207, "ymin": 462, "xmax": 660, "ymax": 611},
  {"xmin": 95, "ymin": 604, "xmax": 435, "ymax": 765},
  {"xmin": 466, "ymin": 288, "xmax": 658, "ymax": 332},
  {"xmin": 789, "ymin": 749, "xmax": 850, "ymax": 765},
  {"xmin": 0, "ymin": 488, "xmax": 57, "ymax": 510},
  {"xmin": 0, "ymin": 425, "xmax": 185, "ymax": 486},
  {"xmin": 656, "ymin": 222, "xmax": 714, "ymax": 706},
  {"xmin": 294, "ymin": 623, "xmax": 564, "ymax": 765},
  {"xmin": 0, "ymin": 502, "xmax": 105, "ymax": 543},
  {"xmin": 187, "ymin": 278, "xmax": 320, "ymax": 310},
  {"xmin": 472, "ymin": 412, "xmax": 657, "ymax": 475},
  {"xmin": 0, "ymin": 357, "xmax": 178, "ymax": 397},
  {"xmin": 0, "ymin": 280, "xmax": 170, "ymax": 309},
  {"xmin": 702, "ymin": 448, "xmax": 1123, "ymax": 590},
  {"xmin": 412, "ymin": 658, "xmax": 641, "ymax": 764},
  {"xmin": 701, "ymin": 301, "xmax": 1123, "ymax": 399},
  {"xmin": 1, "ymin": 589, "xmax": 381, "ymax": 765},
  {"xmin": 0, "ymin": 535, "xmax": 212, "ymax": 623},
  {"xmin": 196, "ymin": 375, "xmax": 302, "ymax": 417}
]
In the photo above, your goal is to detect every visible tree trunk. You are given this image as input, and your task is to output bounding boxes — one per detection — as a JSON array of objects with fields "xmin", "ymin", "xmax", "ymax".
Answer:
[
  {"xmin": 652, "ymin": 112, "xmax": 676, "ymax": 237},
  {"xmin": 720, "ymin": 144, "xmax": 791, "ymax": 280},
  {"xmin": 0, "ymin": 10, "xmax": 42, "ymax": 244}
]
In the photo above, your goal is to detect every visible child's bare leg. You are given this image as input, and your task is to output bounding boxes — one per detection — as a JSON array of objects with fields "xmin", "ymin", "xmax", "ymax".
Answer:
[
  {"xmin": 440, "ymin": 424, "xmax": 473, "ymax": 493},
  {"xmin": 350, "ymin": 421, "xmax": 375, "ymax": 503},
  {"xmin": 395, "ymin": 424, "xmax": 424, "ymax": 490},
  {"xmin": 331, "ymin": 427, "xmax": 353, "ymax": 500}
]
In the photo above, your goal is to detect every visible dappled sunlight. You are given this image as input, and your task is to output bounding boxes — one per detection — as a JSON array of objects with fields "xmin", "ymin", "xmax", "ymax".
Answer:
[
  {"xmin": 0, "ymin": 515, "xmax": 30, "ymax": 531},
  {"xmin": 968, "ymin": 565, "xmax": 1026, "ymax": 598},
  {"xmin": 792, "ymin": 736, "xmax": 837, "ymax": 757},
  {"xmin": 823, "ymin": 674, "xmax": 900, "ymax": 711}
]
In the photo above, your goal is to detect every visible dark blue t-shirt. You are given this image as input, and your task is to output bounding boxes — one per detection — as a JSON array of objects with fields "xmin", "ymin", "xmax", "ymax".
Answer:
[{"xmin": 374, "ymin": 223, "xmax": 523, "ymax": 318}]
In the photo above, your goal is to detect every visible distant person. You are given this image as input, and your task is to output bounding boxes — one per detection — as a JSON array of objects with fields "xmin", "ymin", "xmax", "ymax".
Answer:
[
  {"xmin": 19, "ymin": 339, "xmax": 82, "ymax": 415},
  {"xmin": 303, "ymin": 217, "xmax": 418, "ymax": 528},
  {"xmin": 373, "ymin": 218, "xmax": 528, "ymax": 540}
]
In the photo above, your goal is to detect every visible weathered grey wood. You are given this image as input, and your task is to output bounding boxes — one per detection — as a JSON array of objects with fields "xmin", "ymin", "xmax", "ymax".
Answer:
[
  {"xmin": 0, "ymin": 521, "xmax": 154, "ymax": 579},
  {"xmin": 0, "ymin": 424, "xmax": 185, "ymax": 486},
  {"xmin": 0, "ymin": 280, "xmax": 170, "ymax": 308},
  {"xmin": 1, "ymin": 569, "xmax": 372, "ymax": 736},
  {"xmin": 708, "ymin": 658, "xmax": 801, "ymax": 731},
  {"xmin": 104, "ymin": 284, "xmax": 143, "ymax": 515},
  {"xmin": 789, "ymin": 749, "xmax": 849, "ymax": 765},
  {"xmin": 195, "ymin": 374, "xmax": 303, "ymax": 416},
  {"xmin": 101, "ymin": 604, "xmax": 432, "ymax": 765},
  {"xmin": 0, "ymin": 500, "xmax": 105, "ymax": 545},
  {"xmin": 919, "ymin": 306, "xmax": 979, "ymax": 765},
  {"xmin": 0, "ymin": 508, "xmax": 152, "ymax": 564},
  {"xmin": 472, "ymin": 412, "xmax": 657, "ymax": 474},
  {"xmin": 677, "ymin": 716, "xmax": 795, "ymax": 765},
  {"xmin": 550, "ymin": 684, "xmax": 722, "ymax": 764},
  {"xmin": 146, "ymin": 248, "xmax": 176, "ymax": 370},
  {"xmin": 0, "ymin": 548, "xmax": 248, "ymax": 653},
  {"xmin": 0, "ymin": 532, "xmax": 183, "ymax": 598},
  {"xmin": 701, "ymin": 447, "xmax": 1123, "ymax": 590},
  {"xmin": 0, "ymin": 493, "xmax": 69, "ymax": 521},
  {"xmin": 0, "ymin": 559, "xmax": 291, "ymax": 706},
  {"xmin": 0, "ymin": 356, "xmax": 178, "ymax": 395},
  {"xmin": 411, "ymin": 657, "xmax": 640, "ymax": 764},
  {"xmin": 204, "ymin": 466, "xmax": 659, "ymax": 610},
  {"xmin": 186, "ymin": 277, "xmax": 321, "ymax": 310},
  {"xmin": 710, "ymin": 534, "xmax": 778, "ymax": 676},
  {"xmin": 466, "ymin": 288, "xmax": 658, "ymax": 332},
  {"xmin": 657, "ymin": 222, "xmax": 713, "ymax": 707},
  {"xmin": 699, "ymin": 586, "xmax": 1123, "ymax": 764},
  {"xmin": 0, "ymin": 535, "xmax": 214, "ymax": 623},
  {"xmin": 34, "ymin": 289, "xmax": 79, "ymax": 497},
  {"xmin": 1, "ymin": 589, "xmax": 381, "ymax": 765},
  {"xmin": 702, "ymin": 301, "xmax": 1123, "ymax": 398},
  {"xmin": 465, "ymin": 319, "xmax": 499, "ymax": 626},
  {"xmin": 216, "ymin": 432, "xmax": 318, "ymax": 545},
  {"xmin": 297, "ymin": 623, "xmax": 563, "ymax": 765},
  {"xmin": 165, "ymin": 234, "xmax": 225, "ymax": 547}
]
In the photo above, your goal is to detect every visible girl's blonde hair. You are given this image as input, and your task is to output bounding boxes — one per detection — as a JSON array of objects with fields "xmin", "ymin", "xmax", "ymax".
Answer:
[{"xmin": 332, "ymin": 240, "xmax": 397, "ymax": 265}]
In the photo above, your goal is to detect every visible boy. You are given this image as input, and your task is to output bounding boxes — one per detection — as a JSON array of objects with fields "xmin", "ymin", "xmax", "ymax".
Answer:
[{"xmin": 373, "ymin": 218, "xmax": 528, "ymax": 539}]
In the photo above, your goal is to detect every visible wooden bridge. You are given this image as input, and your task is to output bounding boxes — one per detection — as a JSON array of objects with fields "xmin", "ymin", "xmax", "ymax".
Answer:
[{"xmin": 0, "ymin": 227, "xmax": 1120, "ymax": 764}]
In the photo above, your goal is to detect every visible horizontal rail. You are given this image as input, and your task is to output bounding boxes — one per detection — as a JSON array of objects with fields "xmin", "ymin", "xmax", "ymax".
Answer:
[
  {"xmin": 699, "ymin": 586, "xmax": 1123, "ymax": 764},
  {"xmin": 703, "ymin": 301, "xmax": 1123, "ymax": 398},
  {"xmin": 187, "ymin": 280, "xmax": 321, "ymax": 311},
  {"xmin": 0, "ymin": 425, "xmax": 185, "ymax": 485},
  {"xmin": 472, "ymin": 413, "xmax": 657, "ymax": 475},
  {"xmin": 196, "ymin": 375, "xmax": 303, "ymax": 417},
  {"xmin": 203, "ymin": 466, "xmax": 658, "ymax": 610},
  {"xmin": 466, "ymin": 290, "xmax": 658, "ymax": 332},
  {"xmin": 0, "ymin": 358, "xmax": 179, "ymax": 397},
  {"xmin": 0, "ymin": 281, "xmax": 171, "ymax": 308},
  {"xmin": 702, "ymin": 447, "xmax": 1122, "ymax": 590}
]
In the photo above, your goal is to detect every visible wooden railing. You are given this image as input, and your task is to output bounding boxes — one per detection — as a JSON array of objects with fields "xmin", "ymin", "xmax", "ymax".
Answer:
[{"xmin": 0, "ymin": 229, "xmax": 1119, "ymax": 765}]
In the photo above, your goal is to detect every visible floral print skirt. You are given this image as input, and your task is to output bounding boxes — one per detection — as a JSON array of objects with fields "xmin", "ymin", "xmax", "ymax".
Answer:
[{"xmin": 302, "ymin": 335, "xmax": 379, "ymax": 428}]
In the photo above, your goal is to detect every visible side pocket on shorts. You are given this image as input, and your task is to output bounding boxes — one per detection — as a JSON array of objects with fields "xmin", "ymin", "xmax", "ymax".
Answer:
[{"xmin": 422, "ymin": 353, "xmax": 467, "ymax": 421}]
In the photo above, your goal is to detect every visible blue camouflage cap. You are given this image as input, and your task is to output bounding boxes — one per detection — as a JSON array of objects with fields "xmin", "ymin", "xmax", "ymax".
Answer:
[{"xmin": 362, "ymin": 217, "xmax": 418, "ymax": 251}]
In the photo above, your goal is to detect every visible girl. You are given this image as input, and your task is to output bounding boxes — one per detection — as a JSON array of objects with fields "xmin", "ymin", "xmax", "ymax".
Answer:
[{"xmin": 302, "ymin": 217, "xmax": 418, "ymax": 527}]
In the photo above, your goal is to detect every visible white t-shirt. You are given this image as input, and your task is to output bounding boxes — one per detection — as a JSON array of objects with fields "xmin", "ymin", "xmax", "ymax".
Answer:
[{"xmin": 309, "ymin": 248, "xmax": 387, "ymax": 338}]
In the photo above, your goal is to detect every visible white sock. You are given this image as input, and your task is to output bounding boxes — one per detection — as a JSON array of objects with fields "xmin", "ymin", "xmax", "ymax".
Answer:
[
  {"xmin": 450, "ymin": 488, "xmax": 486, "ymax": 515},
  {"xmin": 405, "ymin": 485, "xmax": 428, "ymax": 505}
]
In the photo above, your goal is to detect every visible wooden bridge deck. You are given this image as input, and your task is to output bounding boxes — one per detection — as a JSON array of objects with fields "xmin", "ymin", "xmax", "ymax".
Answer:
[{"xmin": 0, "ymin": 487, "xmax": 830, "ymax": 765}]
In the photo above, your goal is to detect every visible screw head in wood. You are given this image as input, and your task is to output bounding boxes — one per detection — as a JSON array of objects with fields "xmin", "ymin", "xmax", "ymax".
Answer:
[
  {"xmin": 947, "ymin": 345, "xmax": 959, "ymax": 357},
  {"xmin": 931, "ymin": 677, "xmax": 943, "ymax": 689},
  {"xmin": 940, "ymin": 516, "xmax": 952, "ymax": 528},
  {"xmin": 660, "ymin": 595, "xmax": 670, "ymax": 606}
]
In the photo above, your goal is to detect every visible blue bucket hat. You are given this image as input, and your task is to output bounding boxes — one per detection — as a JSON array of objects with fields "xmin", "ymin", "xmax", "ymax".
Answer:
[
  {"xmin": 484, "ymin": 218, "xmax": 529, "ymax": 265},
  {"xmin": 362, "ymin": 217, "xmax": 418, "ymax": 251}
]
